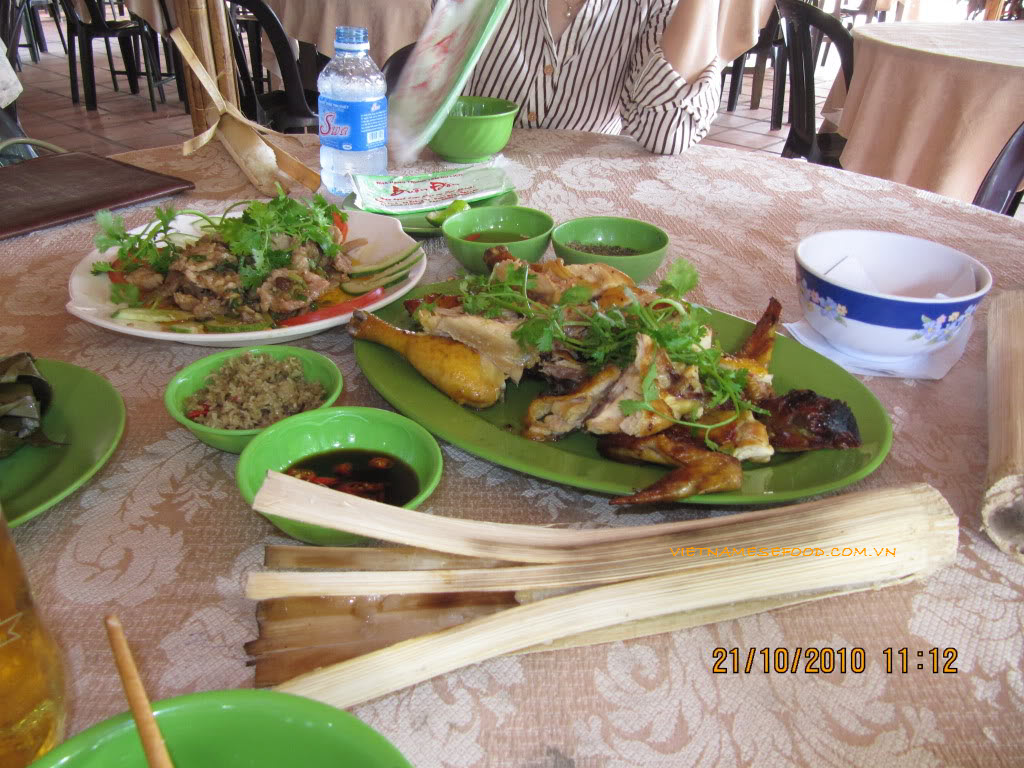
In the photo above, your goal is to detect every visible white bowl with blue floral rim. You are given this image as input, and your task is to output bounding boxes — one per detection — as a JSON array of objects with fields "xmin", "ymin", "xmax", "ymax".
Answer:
[{"xmin": 795, "ymin": 230, "xmax": 993, "ymax": 361}]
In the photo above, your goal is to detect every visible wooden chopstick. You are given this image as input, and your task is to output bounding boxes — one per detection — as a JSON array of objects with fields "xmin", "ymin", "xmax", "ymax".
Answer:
[{"xmin": 104, "ymin": 615, "xmax": 175, "ymax": 768}]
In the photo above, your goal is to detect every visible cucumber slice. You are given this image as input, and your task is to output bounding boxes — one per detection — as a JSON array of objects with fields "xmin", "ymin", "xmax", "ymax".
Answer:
[
  {"xmin": 167, "ymin": 322, "xmax": 206, "ymax": 334},
  {"xmin": 342, "ymin": 248, "xmax": 423, "ymax": 295},
  {"xmin": 112, "ymin": 308, "xmax": 194, "ymax": 323},
  {"xmin": 348, "ymin": 243, "xmax": 424, "ymax": 277},
  {"xmin": 203, "ymin": 316, "xmax": 273, "ymax": 333},
  {"xmin": 341, "ymin": 271, "xmax": 409, "ymax": 295}
]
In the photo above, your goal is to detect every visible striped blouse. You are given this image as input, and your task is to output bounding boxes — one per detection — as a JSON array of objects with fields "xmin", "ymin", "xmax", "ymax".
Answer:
[{"xmin": 461, "ymin": 0, "xmax": 722, "ymax": 155}]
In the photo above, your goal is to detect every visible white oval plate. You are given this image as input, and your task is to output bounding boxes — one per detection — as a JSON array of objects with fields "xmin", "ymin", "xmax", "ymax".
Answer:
[{"xmin": 66, "ymin": 209, "xmax": 426, "ymax": 347}]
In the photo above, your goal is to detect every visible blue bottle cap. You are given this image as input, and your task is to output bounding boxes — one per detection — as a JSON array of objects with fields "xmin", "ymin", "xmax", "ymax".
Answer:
[{"xmin": 335, "ymin": 26, "xmax": 370, "ymax": 52}]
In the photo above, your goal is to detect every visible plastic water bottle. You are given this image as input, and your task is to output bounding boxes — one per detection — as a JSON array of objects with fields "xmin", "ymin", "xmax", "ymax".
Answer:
[{"xmin": 318, "ymin": 26, "xmax": 388, "ymax": 195}]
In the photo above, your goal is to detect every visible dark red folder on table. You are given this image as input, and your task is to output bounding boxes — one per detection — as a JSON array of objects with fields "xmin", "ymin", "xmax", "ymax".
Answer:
[{"xmin": 0, "ymin": 152, "xmax": 194, "ymax": 241}]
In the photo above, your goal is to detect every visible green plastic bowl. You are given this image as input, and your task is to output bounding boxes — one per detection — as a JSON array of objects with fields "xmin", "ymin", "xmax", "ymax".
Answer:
[
  {"xmin": 427, "ymin": 96, "xmax": 520, "ymax": 163},
  {"xmin": 164, "ymin": 345, "xmax": 343, "ymax": 454},
  {"xmin": 236, "ymin": 406, "xmax": 443, "ymax": 546},
  {"xmin": 551, "ymin": 216, "xmax": 670, "ymax": 283},
  {"xmin": 27, "ymin": 689, "xmax": 412, "ymax": 768},
  {"xmin": 441, "ymin": 205, "xmax": 554, "ymax": 273}
]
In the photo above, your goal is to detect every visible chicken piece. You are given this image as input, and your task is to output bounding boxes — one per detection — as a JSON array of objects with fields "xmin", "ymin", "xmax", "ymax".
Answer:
[
  {"xmin": 598, "ymin": 427, "xmax": 743, "ymax": 505},
  {"xmin": 535, "ymin": 349, "xmax": 590, "ymax": 390},
  {"xmin": 257, "ymin": 269, "xmax": 330, "ymax": 314},
  {"xmin": 737, "ymin": 297, "xmax": 782, "ymax": 366},
  {"xmin": 524, "ymin": 365, "xmax": 622, "ymax": 441},
  {"xmin": 417, "ymin": 306, "xmax": 536, "ymax": 383},
  {"xmin": 124, "ymin": 266, "xmax": 164, "ymax": 290},
  {"xmin": 698, "ymin": 409, "xmax": 774, "ymax": 463},
  {"xmin": 585, "ymin": 335, "xmax": 659, "ymax": 435},
  {"xmin": 564, "ymin": 262, "xmax": 636, "ymax": 298},
  {"xmin": 719, "ymin": 355, "xmax": 775, "ymax": 403},
  {"xmin": 348, "ymin": 311, "xmax": 506, "ymax": 409},
  {"xmin": 758, "ymin": 389, "xmax": 861, "ymax": 452}
]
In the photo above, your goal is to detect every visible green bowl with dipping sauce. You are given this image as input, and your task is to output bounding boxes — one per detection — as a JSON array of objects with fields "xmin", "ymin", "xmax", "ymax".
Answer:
[
  {"xmin": 27, "ymin": 689, "xmax": 412, "ymax": 768},
  {"xmin": 442, "ymin": 205, "xmax": 554, "ymax": 273},
  {"xmin": 428, "ymin": 96, "xmax": 520, "ymax": 163},
  {"xmin": 236, "ymin": 406, "xmax": 443, "ymax": 546},
  {"xmin": 164, "ymin": 345, "xmax": 343, "ymax": 454},
  {"xmin": 551, "ymin": 216, "xmax": 670, "ymax": 283}
]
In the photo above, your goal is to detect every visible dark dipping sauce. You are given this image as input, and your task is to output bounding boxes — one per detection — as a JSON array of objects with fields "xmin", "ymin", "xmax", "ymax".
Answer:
[
  {"xmin": 465, "ymin": 231, "xmax": 530, "ymax": 243},
  {"xmin": 566, "ymin": 241, "xmax": 640, "ymax": 256},
  {"xmin": 284, "ymin": 449, "xmax": 420, "ymax": 505}
]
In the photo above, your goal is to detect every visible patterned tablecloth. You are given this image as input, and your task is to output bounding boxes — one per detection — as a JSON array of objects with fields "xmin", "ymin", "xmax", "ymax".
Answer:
[{"xmin": 4, "ymin": 131, "xmax": 1024, "ymax": 767}]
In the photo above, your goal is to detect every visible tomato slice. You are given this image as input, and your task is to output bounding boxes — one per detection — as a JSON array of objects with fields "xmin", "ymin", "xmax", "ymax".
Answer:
[
  {"xmin": 107, "ymin": 258, "xmax": 127, "ymax": 284},
  {"xmin": 278, "ymin": 287, "xmax": 386, "ymax": 327},
  {"xmin": 332, "ymin": 211, "xmax": 349, "ymax": 243}
]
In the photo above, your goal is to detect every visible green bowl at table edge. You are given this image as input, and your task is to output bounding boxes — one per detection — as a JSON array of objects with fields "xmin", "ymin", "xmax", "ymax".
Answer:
[
  {"xmin": 551, "ymin": 216, "xmax": 669, "ymax": 283},
  {"xmin": 236, "ymin": 406, "xmax": 444, "ymax": 546},
  {"xmin": 27, "ymin": 689, "xmax": 412, "ymax": 768},
  {"xmin": 428, "ymin": 95, "xmax": 520, "ymax": 163},
  {"xmin": 163, "ymin": 345, "xmax": 344, "ymax": 455}
]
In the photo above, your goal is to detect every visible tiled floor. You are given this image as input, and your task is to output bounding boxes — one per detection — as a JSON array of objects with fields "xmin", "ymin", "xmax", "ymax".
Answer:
[{"xmin": 8, "ymin": 14, "xmax": 837, "ymax": 157}]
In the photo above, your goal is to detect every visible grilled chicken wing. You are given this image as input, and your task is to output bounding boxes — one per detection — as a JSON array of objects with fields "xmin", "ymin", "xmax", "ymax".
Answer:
[
  {"xmin": 599, "ymin": 427, "xmax": 743, "ymax": 505},
  {"xmin": 348, "ymin": 311, "xmax": 506, "ymax": 408},
  {"xmin": 758, "ymin": 389, "xmax": 861, "ymax": 452},
  {"xmin": 737, "ymin": 297, "xmax": 782, "ymax": 366}
]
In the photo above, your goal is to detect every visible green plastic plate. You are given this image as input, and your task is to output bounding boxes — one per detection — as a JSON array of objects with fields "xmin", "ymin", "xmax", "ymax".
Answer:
[
  {"xmin": 354, "ymin": 282, "xmax": 893, "ymax": 505},
  {"xmin": 1, "ymin": 359, "xmax": 125, "ymax": 527},
  {"xmin": 342, "ymin": 189, "xmax": 518, "ymax": 236}
]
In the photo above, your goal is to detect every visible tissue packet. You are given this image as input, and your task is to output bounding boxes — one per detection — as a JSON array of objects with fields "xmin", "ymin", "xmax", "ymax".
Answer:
[{"xmin": 352, "ymin": 166, "xmax": 513, "ymax": 215}]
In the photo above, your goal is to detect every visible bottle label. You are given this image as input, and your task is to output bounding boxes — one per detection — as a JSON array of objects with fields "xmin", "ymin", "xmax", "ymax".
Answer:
[{"xmin": 319, "ymin": 97, "xmax": 388, "ymax": 152}]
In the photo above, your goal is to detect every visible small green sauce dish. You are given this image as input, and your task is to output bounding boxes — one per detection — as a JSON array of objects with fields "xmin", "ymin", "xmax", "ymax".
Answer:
[
  {"xmin": 26, "ymin": 689, "xmax": 412, "ymax": 768},
  {"xmin": 442, "ymin": 205, "xmax": 554, "ymax": 273},
  {"xmin": 552, "ymin": 216, "xmax": 670, "ymax": 283},
  {"xmin": 163, "ymin": 345, "xmax": 343, "ymax": 455},
  {"xmin": 236, "ymin": 406, "xmax": 443, "ymax": 546},
  {"xmin": 428, "ymin": 96, "xmax": 520, "ymax": 163}
]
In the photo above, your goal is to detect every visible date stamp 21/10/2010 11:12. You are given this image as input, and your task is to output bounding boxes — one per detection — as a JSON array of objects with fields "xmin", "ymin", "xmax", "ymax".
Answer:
[{"xmin": 711, "ymin": 647, "xmax": 959, "ymax": 675}]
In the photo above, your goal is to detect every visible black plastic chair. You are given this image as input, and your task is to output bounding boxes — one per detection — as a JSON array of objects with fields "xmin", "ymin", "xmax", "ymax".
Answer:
[
  {"xmin": 57, "ymin": 0, "xmax": 164, "ymax": 111},
  {"xmin": 381, "ymin": 42, "xmax": 414, "ymax": 97},
  {"xmin": 723, "ymin": 9, "xmax": 787, "ymax": 130},
  {"xmin": 224, "ymin": 0, "xmax": 315, "ymax": 133},
  {"xmin": 973, "ymin": 119, "xmax": 1024, "ymax": 216},
  {"xmin": 776, "ymin": 0, "xmax": 854, "ymax": 168}
]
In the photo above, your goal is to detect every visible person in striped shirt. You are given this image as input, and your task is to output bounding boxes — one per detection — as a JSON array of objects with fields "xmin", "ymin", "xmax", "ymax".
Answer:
[{"xmin": 461, "ymin": 0, "xmax": 723, "ymax": 155}]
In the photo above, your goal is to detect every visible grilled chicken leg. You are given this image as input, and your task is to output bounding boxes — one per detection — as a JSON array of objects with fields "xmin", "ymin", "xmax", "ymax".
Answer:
[
  {"xmin": 599, "ymin": 427, "xmax": 743, "ymax": 505},
  {"xmin": 348, "ymin": 311, "xmax": 506, "ymax": 408}
]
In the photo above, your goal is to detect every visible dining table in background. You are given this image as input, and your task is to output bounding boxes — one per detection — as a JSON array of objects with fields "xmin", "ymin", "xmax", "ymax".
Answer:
[
  {"xmin": 119, "ymin": 0, "xmax": 431, "ymax": 67},
  {"xmin": 4, "ymin": 129, "xmax": 1024, "ymax": 766},
  {"xmin": 827, "ymin": 20, "xmax": 1024, "ymax": 204}
]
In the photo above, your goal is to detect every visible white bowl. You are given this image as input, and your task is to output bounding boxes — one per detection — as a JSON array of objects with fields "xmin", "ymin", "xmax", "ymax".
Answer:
[{"xmin": 795, "ymin": 230, "xmax": 992, "ymax": 361}]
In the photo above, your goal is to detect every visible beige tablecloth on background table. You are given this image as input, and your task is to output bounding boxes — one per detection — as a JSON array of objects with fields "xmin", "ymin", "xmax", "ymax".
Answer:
[
  {"xmin": 834, "ymin": 21, "xmax": 1024, "ymax": 203},
  {"xmin": 4, "ymin": 130, "xmax": 1024, "ymax": 766},
  {"xmin": 120, "ymin": 0, "xmax": 430, "ymax": 67}
]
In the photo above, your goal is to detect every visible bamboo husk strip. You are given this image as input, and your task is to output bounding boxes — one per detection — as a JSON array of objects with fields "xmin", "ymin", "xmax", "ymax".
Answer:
[
  {"xmin": 171, "ymin": 0, "xmax": 215, "ymax": 135},
  {"xmin": 247, "ymin": 484, "xmax": 953, "ymax": 598},
  {"xmin": 254, "ymin": 473, "xmax": 948, "ymax": 564},
  {"xmin": 255, "ymin": 592, "xmax": 514, "ymax": 623},
  {"xmin": 982, "ymin": 290, "xmax": 1024, "ymax": 563},
  {"xmin": 274, "ymin": 518, "xmax": 958, "ymax": 708},
  {"xmin": 265, "ymin": 545, "xmax": 509, "ymax": 571},
  {"xmin": 205, "ymin": 0, "xmax": 238, "ymax": 110},
  {"xmin": 186, "ymin": 0, "xmax": 220, "ymax": 131}
]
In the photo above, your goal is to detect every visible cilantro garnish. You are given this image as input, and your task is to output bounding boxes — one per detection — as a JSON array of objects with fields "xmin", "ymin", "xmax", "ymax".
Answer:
[
  {"xmin": 90, "ymin": 186, "xmax": 345, "ymax": 294},
  {"xmin": 448, "ymin": 257, "xmax": 762, "ymax": 448}
]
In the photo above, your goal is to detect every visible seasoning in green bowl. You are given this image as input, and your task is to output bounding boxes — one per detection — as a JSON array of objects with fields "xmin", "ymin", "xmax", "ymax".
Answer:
[
  {"xmin": 164, "ymin": 346, "xmax": 343, "ymax": 454},
  {"xmin": 551, "ymin": 216, "xmax": 669, "ymax": 283},
  {"xmin": 441, "ymin": 205, "xmax": 554, "ymax": 273}
]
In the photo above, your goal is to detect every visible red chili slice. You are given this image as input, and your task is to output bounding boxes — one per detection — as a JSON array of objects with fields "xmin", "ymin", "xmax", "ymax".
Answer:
[
  {"xmin": 277, "ymin": 287, "xmax": 387, "ymax": 327},
  {"xmin": 332, "ymin": 211, "xmax": 349, "ymax": 242}
]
